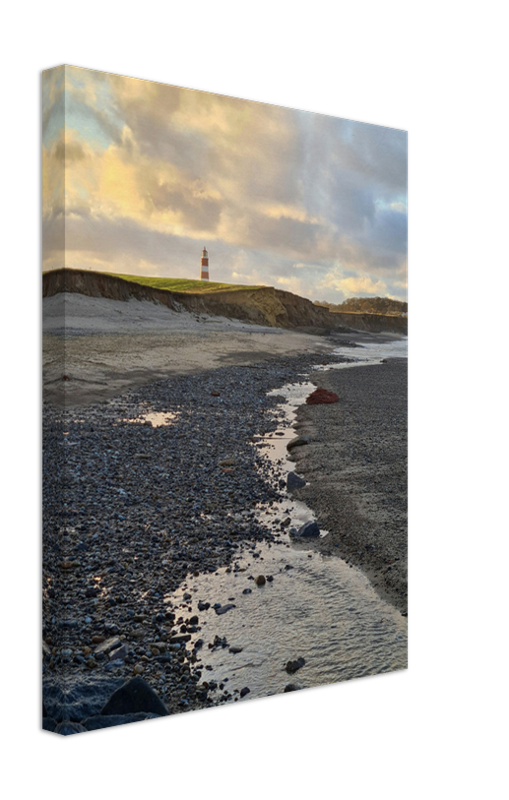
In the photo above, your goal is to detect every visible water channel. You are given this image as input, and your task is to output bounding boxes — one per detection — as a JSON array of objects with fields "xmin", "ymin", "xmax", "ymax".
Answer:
[{"xmin": 164, "ymin": 336, "xmax": 408, "ymax": 700}]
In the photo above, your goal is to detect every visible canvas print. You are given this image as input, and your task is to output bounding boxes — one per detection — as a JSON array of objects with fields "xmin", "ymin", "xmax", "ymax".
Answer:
[{"xmin": 42, "ymin": 66, "xmax": 408, "ymax": 735}]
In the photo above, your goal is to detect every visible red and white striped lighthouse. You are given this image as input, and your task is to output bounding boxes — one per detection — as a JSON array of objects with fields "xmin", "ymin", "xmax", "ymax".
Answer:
[{"xmin": 200, "ymin": 247, "xmax": 209, "ymax": 280}]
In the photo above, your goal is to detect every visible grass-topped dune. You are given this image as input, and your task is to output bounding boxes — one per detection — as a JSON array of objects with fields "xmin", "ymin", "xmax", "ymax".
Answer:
[
  {"xmin": 43, "ymin": 268, "xmax": 406, "ymax": 333},
  {"xmin": 109, "ymin": 273, "xmax": 264, "ymax": 295}
]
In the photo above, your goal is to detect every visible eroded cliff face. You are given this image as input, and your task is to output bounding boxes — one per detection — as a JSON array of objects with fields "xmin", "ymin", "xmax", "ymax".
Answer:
[
  {"xmin": 330, "ymin": 312, "xmax": 407, "ymax": 334},
  {"xmin": 42, "ymin": 269, "xmax": 407, "ymax": 333},
  {"xmin": 42, "ymin": 269, "xmax": 182, "ymax": 310}
]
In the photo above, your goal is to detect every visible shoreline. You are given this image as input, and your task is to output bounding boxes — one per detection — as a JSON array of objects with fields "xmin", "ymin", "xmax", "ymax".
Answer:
[
  {"xmin": 289, "ymin": 355, "xmax": 408, "ymax": 614},
  {"xmin": 43, "ymin": 323, "xmax": 407, "ymax": 728},
  {"xmin": 43, "ymin": 348, "xmax": 349, "ymax": 723}
]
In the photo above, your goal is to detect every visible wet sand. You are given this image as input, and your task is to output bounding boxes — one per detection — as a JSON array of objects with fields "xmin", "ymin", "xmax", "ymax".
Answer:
[{"xmin": 289, "ymin": 357, "xmax": 408, "ymax": 614}]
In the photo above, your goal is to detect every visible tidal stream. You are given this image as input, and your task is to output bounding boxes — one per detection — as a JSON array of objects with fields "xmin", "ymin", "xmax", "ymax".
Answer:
[{"xmin": 164, "ymin": 337, "xmax": 408, "ymax": 700}]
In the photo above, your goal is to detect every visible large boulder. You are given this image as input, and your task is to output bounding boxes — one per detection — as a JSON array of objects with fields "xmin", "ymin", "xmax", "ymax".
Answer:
[
  {"xmin": 100, "ymin": 676, "xmax": 169, "ymax": 717},
  {"xmin": 293, "ymin": 521, "xmax": 320, "ymax": 538},
  {"xmin": 287, "ymin": 436, "xmax": 310, "ymax": 452},
  {"xmin": 43, "ymin": 676, "xmax": 125, "ymax": 722},
  {"xmin": 306, "ymin": 388, "xmax": 339, "ymax": 405},
  {"xmin": 287, "ymin": 472, "xmax": 306, "ymax": 490}
]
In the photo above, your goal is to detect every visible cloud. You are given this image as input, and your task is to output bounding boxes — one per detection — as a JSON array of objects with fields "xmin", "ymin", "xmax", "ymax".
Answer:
[
  {"xmin": 327, "ymin": 274, "xmax": 387, "ymax": 295},
  {"xmin": 43, "ymin": 66, "xmax": 408, "ymax": 303}
]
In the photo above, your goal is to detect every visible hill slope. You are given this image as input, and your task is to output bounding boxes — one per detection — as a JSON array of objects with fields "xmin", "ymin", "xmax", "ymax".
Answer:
[{"xmin": 43, "ymin": 269, "xmax": 407, "ymax": 333}]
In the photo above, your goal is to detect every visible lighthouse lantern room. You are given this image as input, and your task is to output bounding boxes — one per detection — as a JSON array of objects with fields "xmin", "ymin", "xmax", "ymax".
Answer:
[{"xmin": 200, "ymin": 247, "xmax": 209, "ymax": 280}]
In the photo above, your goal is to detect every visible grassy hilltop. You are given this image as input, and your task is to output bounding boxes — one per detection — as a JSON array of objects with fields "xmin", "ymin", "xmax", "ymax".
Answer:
[{"xmin": 109, "ymin": 273, "xmax": 263, "ymax": 295}]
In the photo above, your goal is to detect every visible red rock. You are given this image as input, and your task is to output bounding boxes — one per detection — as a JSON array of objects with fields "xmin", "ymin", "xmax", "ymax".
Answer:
[
  {"xmin": 211, "ymin": 391, "xmax": 220, "ymax": 396},
  {"xmin": 306, "ymin": 388, "xmax": 339, "ymax": 405}
]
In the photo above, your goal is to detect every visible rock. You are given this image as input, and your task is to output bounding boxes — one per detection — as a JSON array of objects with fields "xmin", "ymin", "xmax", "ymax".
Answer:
[
  {"xmin": 229, "ymin": 646, "xmax": 243, "ymax": 654},
  {"xmin": 242, "ymin": 588, "xmax": 252, "ymax": 594},
  {"xmin": 305, "ymin": 388, "xmax": 339, "ymax": 405},
  {"xmin": 240, "ymin": 687, "xmax": 250, "ymax": 698},
  {"xmin": 54, "ymin": 722, "xmax": 88, "ymax": 735},
  {"xmin": 215, "ymin": 604, "xmax": 236, "ymax": 615},
  {"xmin": 100, "ymin": 676, "xmax": 169, "ymax": 717},
  {"xmin": 287, "ymin": 472, "xmax": 306, "ymax": 490},
  {"xmin": 83, "ymin": 713, "xmax": 160, "ymax": 731},
  {"xmin": 255, "ymin": 575, "xmax": 266, "ymax": 586},
  {"xmin": 133, "ymin": 664, "xmax": 144, "ymax": 675},
  {"xmin": 43, "ymin": 676, "xmax": 125, "ymax": 722},
  {"xmin": 287, "ymin": 436, "xmax": 310, "ymax": 451},
  {"xmin": 108, "ymin": 644, "xmax": 129, "ymax": 662},
  {"xmin": 42, "ymin": 717, "xmax": 57, "ymax": 732},
  {"xmin": 283, "ymin": 684, "xmax": 302, "ymax": 692},
  {"xmin": 293, "ymin": 521, "xmax": 320, "ymax": 538},
  {"xmin": 94, "ymin": 637, "xmax": 123, "ymax": 656},
  {"xmin": 285, "ymin": 657, "xmax": 305, "ymax": 674},
  {"xmin": 219, "ymin": 458, "xmax": 237, "ymax": 467},
  {"xmin": 168, "ymin": 634, "xmax": 191, "ymax": 644}
]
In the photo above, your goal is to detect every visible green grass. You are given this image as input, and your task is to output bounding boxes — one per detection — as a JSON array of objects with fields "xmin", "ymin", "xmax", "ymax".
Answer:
[{"xmin": 108, "ymin": 272, "xmax": 263, "ymax": 295}]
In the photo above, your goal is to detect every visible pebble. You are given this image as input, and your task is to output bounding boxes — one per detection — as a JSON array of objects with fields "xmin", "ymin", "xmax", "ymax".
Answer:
[
  {"xmin": 285, "ymin": 657, "xmax": 305, "ymax": 674},
  {"xmin": 43, "ymin": 350, "xmax": 350, "ymax": 731}
]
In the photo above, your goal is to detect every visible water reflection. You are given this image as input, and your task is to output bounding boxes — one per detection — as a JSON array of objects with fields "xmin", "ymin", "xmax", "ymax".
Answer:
[
  {"xmin": 122, "ymin": 411, "xmax": 181, "ymax": 427},
  {"xmin": 162, "ymin": 361, "xmax": 407, "ymax": 702}
]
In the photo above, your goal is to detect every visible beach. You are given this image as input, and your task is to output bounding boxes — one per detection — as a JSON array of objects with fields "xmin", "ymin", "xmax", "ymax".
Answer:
[
  {"xmin": 43, "ymin": 293, "xmax": 333, "ymax": 406},
  {"xmin": 43, "ymin": 295, "xmax": 407, "ymax": 729},
  {"xmin": 289, "ymin": 356, "xmax": 407, "ymax": 614}
]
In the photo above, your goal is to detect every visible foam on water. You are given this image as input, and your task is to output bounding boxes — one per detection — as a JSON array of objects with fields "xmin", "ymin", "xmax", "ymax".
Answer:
[{"xmin": 314, "ymin": 336, "xmax": 408, "ymax": 371}]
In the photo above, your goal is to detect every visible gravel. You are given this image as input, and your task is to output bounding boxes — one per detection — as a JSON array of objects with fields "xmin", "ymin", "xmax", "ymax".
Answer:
[{"xmin": 42, "ymin": 350, "xmax": 346, "ymax": 721}]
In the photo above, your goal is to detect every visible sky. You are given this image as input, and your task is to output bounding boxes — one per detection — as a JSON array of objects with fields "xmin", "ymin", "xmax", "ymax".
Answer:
[{"xmin": 42, "ymin": 66, "xmax": 407, "ymax": 304}]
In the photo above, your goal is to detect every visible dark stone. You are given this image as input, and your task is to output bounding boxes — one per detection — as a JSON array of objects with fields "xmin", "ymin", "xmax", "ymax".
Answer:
[
  {"xmin": 287, "ymin": 436, "xmax": 310, "ymax": 451},
  {"xmin": 284, "ymin": 684, "xmax": 302, "ymax": 692},
  {"xmin": 215, "ymin": 604, "xmax": 236, "ymax": 615},
  {"xmin": 54, "ymin": 722, "xmax": 88, "ymax": 735},
  {"xmin": 100, "ymin": 676, "xmax": 169, "ymax": 717},
  {"xmin": 255, "ymin": 575, "xmax": 266, "ymax": 586},
  {"xmin": 42, "ymin": 676, "xmax": 125, "ymax": 722},
  {"xmin": 189, "ymin": 615, "xmax": 199, "ymax": 625},
  {"xmin": 42, "ymin": 717, "xmax": 57, "ymax": 732},
  {"xmin": 295, "ymin": 521, "xmax": 320, "ymax": 538},
  {"xmin": 229, "ymin": 646, "xmax": 243, "ymax": 654},
  {"xmin": 240, "ymin": 687, "xmax": 250, "ymax": 698},
  {"xmin": 287, "ymin": 472, "xmax": 306, "ymax": 491},
  {"xmin": 83, "ymin": 712, "xmax": 160, "ymax": 731},
  {"xmin": 285, "ymin": 657, "xmax": 305, "ymax": 674},
  {"xmin": 168, "ymin": 634, "xmax": 191, "ymax": 644}
]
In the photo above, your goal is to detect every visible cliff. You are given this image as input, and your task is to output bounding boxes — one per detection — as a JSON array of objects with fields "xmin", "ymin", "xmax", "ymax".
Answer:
[
  {"xmin": 329, "ymin": 311, "xmax": 408, "ymax": 334},
  {"xmin": 42, "ymin": 269, "xmax": 406, "ymax": 334}
]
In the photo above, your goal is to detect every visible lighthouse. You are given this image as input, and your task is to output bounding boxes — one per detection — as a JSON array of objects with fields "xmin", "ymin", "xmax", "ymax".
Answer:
[{"xmin": 200, "ymin": 247, "xmax": 209, "ymax": 280}]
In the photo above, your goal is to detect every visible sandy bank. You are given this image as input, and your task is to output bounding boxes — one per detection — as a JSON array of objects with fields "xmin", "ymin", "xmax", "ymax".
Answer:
[
  {"xmin": 288, "ymin": 358, "xmax": 408, "ymax": 614},
  {"xmin": 43, "ymin": 293, "xmax": 334, "ymax": 406}
]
